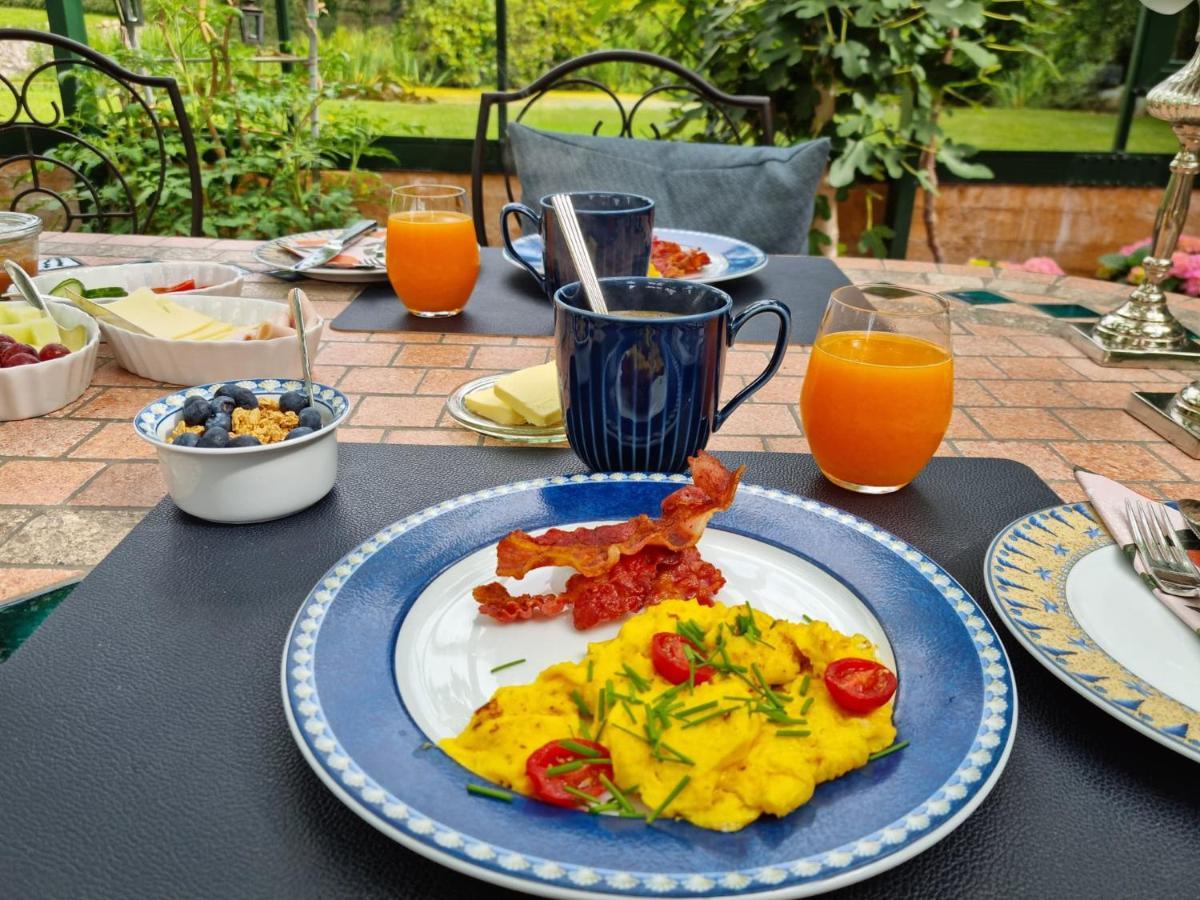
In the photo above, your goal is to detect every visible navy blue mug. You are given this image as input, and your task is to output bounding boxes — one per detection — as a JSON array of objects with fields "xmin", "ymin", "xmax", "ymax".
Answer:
[
  {"xmin": 501, "ymin": 192, "xmax": 655, "ymax": 299},
  {"xmin": 554, "ymin": 277, "xmax": 791, "ymax": 473}
]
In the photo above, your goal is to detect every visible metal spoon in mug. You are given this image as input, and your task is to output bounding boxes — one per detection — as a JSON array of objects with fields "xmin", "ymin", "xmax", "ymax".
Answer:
[
  {"xmin": 288, "ymin": 287, "xmax": 315, "ymax": 408},
  {"xmin": 549, "ymin": 193, "xmax": 608, "ymax": 315}
]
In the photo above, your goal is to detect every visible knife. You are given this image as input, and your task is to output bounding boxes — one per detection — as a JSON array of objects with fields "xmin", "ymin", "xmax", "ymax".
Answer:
[{"xmin": 291, "ymin": 219, "xmax": 377, "ymax": 272}]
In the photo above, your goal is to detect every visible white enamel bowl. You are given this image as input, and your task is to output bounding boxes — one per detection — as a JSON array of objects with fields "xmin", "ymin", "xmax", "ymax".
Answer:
[
  {"xmin": 26, "ymin": 261, "xmax": 244, "ymax": 299},
  {"xmin": 101, "ymin": 294, "xmax": 323, "ymax": 386},
  {"xmin": 133, "ymin": 379, "xmax": 350, "ymax": 524},
  {"xmin": 0, "ymin": 301, "xmax": 99, "ymax": 421}
]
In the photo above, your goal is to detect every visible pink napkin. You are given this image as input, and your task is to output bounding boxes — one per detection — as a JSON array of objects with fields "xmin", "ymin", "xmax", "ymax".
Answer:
[
  {"xmin": 1075, "ymin": 469, "xmax": 1200, "ymax": 633},
  {"xmin": 279, "ymin": 229, "xmax": 386, "ymax": 268}
]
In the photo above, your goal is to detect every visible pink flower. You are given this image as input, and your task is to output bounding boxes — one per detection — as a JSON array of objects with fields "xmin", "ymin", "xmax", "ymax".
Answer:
[
  {"xmin": 1020, "ymin": 257, "xmax": 1065, "ymax": 276},
  {"xmin": 1120, "ymin": 237, "xmax": 1152, "ymax": 256}
]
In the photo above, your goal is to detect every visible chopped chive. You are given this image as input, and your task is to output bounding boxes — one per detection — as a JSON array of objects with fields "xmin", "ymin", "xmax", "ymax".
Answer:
[
  {"xmin": 562, "ymin": 784, "xmax": 602, "ymax": 806},
  {"xmin": 611, "ymin": 722, "xmax": 652, "ymax": 745},
  {"xmin": 800, "ymin": 696, "xmax": 814, "ymax": 715},
  {"xmin": 722, "ymin": 695, "xmax": 754, "ymax": 703},
  {"xmin": 621, "ymin": 663, "xmax": 650, "ymax": 692},
  {"xmin": 597, "ymin": 685, "xmax": 608, "ymax": 725},
  {"xmin": 621, "ymin": 699, "xmax": 637, "ymax": 723},
  {"xmin": 599, "ymin": 774, "xmax": 636, "ymax": 815},
  {"xmin": 799, "ymin": 674, "xmax": 811, "ymax": 696},
  {"xmin": 467, "ymin": 784, "xmax": 514, "ymax": 802},
  {"xmin": 489, "ymin": 658, "xmax": 526, "ymax": 674},
  {"xmin": 558, "ymin": 739, "xmax": 601, "ymax": 758},
  {"xmin": 587, "ymin": 659, "xmax": 594, "ymax": 682},
  {"xmin": 546, "ymin": 758, "xmax": 611, "ymax": 777},
  {"xmin": 752, "ymin": 663, "xmax": 786, "ymax": 709},
  {"xmin": 646, "ymin": 775, "xmax": 691, "ymax": 824},
  {"xmin": 619, "ymin": 810, "xmax": 645, "ymax": 818},
  {"xmin": 801, "ymin": 614, "xmax": 813, "ymax": 623},
  {"xmin": 571, "ymin": 689, "xmax": 593, "ymax": 719},
  {"xmin": 775, "ymin": 729, "xmax": 812, "ymax": 738},
  {"xmin": 578, "ymin": 721, "xmax": 592, "ymax": 739},
  {"xmin": 675, "ymin": 700, "xmax": 719, "ymax": 719},
  {"xmin": 680, "ymin": 707, "xmax": 731, "ymax": 729},
  {"xmin": 657, "ymin": 741, "xmax": 695, "ymax": 765},
  {"xmin": 868, "ymin": 740, "xmax": 910, "ymax": 762},
  {"xmin": 589, "ymin": 800, "xmax": 620, "ymax": 815}
]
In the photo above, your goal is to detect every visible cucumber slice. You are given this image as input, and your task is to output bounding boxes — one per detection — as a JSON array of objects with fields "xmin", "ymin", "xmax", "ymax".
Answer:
[
  {"xmin": 82, "ymin": 286, "xmax": 128, "ymax": 299},
  {"xmin": 48, "ymin": 277, "xmax": 86, "ymax": 300}
]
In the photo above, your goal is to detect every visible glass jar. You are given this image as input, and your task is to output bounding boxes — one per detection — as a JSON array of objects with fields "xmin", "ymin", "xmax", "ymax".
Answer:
[{"xmin": 0, "ymin": 212, "xmax": 41, "ymax": 294}]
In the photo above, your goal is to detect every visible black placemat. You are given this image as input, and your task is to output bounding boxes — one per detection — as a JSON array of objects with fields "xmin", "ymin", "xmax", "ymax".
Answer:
[
  {"xmin": 331, "ymin": 249, "xmax": 850, "ymax": 344},
  {"xmin": 1, "ymin": 446, "xmax": 1196, "ymax": 900}
]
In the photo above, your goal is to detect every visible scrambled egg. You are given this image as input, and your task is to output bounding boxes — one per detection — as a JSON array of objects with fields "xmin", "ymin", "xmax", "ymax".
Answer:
[{"xmin": 441, "ymin": 599, "xmax": 897, "ymax": 831}]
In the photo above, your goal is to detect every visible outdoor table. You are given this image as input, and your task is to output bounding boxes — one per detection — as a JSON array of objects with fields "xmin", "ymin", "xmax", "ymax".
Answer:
[{"xmin": 1, "ymin": 234, "xmax": 1199, "ymax": 897}]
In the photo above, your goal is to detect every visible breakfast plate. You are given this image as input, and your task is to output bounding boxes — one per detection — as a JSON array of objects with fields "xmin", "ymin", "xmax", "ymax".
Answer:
[
  {"xmin": 446, "ymin": 373, "xmax": 567, "ymax": 444},
  {"xmin": 253, "ymin": 228, "xmax": 388, "ymax": 284},
  {"xmin": 282, "ymin": 472, "xmax": 1015, "ymax": 898},
  {"xmin": 985, "ymin": 503, "xmax": 1200, "ymax": 763},
  {"xmin": 503, "ymin": 228, "xmax": 769, "ymax": 285}
]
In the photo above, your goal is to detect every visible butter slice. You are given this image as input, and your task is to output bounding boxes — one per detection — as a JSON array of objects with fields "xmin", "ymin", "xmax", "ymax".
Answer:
[
  {"xmin": 464, "ymin": 386, "xmax": 527, "ymax": 426},
  {"xmin": 493, "ymin": 361, "xmax": 561, "ymax": 427},
  {"xmin": 106, "ymin": 288, "xmax": 220, "ymax": 340}
]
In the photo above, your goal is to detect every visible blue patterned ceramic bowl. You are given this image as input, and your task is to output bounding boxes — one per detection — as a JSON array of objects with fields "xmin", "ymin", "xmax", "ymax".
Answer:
[{"xmin": 133, "ymin": 378, "xmax": 349, "ymax": 524}]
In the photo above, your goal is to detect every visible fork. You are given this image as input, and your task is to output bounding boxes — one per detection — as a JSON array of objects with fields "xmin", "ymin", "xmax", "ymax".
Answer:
[{"xmin": 1125, "ymin": 498, "xmax": 1200, "ymax": 603}]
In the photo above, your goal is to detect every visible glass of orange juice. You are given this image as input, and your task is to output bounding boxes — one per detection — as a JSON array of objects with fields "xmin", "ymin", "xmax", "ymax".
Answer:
[
  {"xmin": 387, "ymin": 184, "xmax": 480, "ymax": 317},
  {"xmin": 800, "ymin": 284, "xmax": 953, "ymax": 494}
]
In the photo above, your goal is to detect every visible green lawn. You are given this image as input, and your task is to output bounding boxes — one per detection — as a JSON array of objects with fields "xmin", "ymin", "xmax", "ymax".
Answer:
[
  {"xmin": 0, "ymin": 6, "xmax": 115, "ymax": 34},
  {"xmin": 335, "ymin": 87, "xmax": 1179, "ymax": 154}
]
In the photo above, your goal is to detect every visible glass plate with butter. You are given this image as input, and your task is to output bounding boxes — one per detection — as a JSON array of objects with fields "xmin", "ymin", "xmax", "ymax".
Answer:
[{"xmin": 447, "ymin": 367, "xmax": 567, "ymax": 444}]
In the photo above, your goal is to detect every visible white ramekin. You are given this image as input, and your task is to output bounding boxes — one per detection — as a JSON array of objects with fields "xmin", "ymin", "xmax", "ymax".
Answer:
[
  {"xmin": 133, "ymin": 378, "xmax": 350, "ymax": 524},
  {"xmin": 0, "ymin": 301, "xmax": 99, "ymax": 421}
]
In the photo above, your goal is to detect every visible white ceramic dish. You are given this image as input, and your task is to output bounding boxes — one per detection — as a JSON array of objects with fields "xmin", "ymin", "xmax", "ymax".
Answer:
[
  {"xmin": 133, "ymin": 378, "xmax": 350, "ymax": 524},
  {"xmin": 25, "ymin": 260, "xmax": 245, "ymax": 300},
  {"xmin": 101, "ymin": 294, "xmax": 323, "ymax": 386},
  {"xmin": 0, "ymin": 301, "xmax": 99, "ymax": 421}
]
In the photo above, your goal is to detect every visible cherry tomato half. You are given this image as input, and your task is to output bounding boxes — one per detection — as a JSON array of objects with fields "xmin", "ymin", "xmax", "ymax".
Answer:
[
  {"xmin": 525, "ymin": 739, "xmax": 611, "ymax": 808},
  {"xmin": 823, "ymin": 658, "xmax": 897, "ymax": 715},
  {"xmin": 650, "ymin": 632, "xmax": 715, "ymax": 686},
  {"xmin": 152, "ymin": 279, "xmax": 196, "ymax": 294}
]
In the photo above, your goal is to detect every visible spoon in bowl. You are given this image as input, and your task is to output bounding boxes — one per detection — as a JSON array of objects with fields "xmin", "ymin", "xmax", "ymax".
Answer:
[{"xmin": 288, "ymin": 287, "xmax": 315, "ymax": 408}]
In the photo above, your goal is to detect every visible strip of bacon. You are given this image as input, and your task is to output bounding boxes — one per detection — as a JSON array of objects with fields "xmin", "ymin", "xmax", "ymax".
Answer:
[
  {"xmin": 474, "ymin": 546, "xmax": 725, "ymax": 629},
  {"xmin": 494, "ymin": 451, "xmax": 743, "ymax": 580}
]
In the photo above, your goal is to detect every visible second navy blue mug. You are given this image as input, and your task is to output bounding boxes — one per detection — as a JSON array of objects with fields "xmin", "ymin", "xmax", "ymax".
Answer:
[
  {"xmin": 554, "ymin": 277, "xmax": 791, "ymax": 473},
  {"xmin": 501, "ymin": 192, "xmax": 655, "ymax": 299}
]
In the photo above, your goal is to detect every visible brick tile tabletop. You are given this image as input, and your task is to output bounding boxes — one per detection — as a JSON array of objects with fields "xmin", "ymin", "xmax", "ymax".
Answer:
[{"xmin": 2, "ymin": 231, "xmax": 1198, "ymax": 603}]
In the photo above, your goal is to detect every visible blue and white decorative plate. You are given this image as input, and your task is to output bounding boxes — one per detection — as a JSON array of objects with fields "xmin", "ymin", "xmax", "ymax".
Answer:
[
  {"xmin": 985, "ymin": 503, "xmax": 1200, "ymax": 763},
  {"xmin": 282, "ymin": 475, "xmax": 1016, "ymax": 898},
  {"xmin": 504, "ymin": 227, "xmax": 769, "ymax": 285}
]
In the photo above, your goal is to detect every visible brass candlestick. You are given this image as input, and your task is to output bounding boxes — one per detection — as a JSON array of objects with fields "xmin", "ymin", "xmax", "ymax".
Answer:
[{"xmin": 1070, "ymin": 24, "xmax": 1200, "ymax": 366}]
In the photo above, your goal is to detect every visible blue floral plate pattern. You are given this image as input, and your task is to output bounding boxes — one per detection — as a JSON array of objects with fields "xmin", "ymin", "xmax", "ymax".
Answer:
[
  {"xmin": 504, "ymin": 227, "xmax": 769, "ymax": 285},
  {"xmin": 282, "ymin": 474, "xmax": 1016, "ymax": 898},
  {"xmin": 985, "ymin": 503, "xmax": 1200, "ymax": 763}
]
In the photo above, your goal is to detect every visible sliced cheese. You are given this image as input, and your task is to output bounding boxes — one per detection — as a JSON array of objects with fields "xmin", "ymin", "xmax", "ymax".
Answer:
[
  {"xmin": 0, "ymin": 302, "xmax": 44, "ymax": 325},
  {"xmin": 105, "ymin": 288, "xmax": 222, "ymax": 340},
  {"xmin": 6, "ymin": 315, "xmax": 60, "ymax": 349},
  {"xmin": 464, "ymin": 385, "xmax": 527, "ymax": 426},
  {"xmin": 177, "ymin": 320, "xmax": 237, "ymax": 342},
  {"xmin": 493, "ymin": 361, "xmax": 561, "ymax": 427}
]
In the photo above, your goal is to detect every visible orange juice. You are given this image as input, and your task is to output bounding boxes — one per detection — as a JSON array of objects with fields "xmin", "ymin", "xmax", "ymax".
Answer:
[
  {"xmin": 386, "ymin": 210, "xmax": 480, "ymax": 315},
  {"xmin": 800, "ymin": 330, "xmax": 953, "ymax": 490}
]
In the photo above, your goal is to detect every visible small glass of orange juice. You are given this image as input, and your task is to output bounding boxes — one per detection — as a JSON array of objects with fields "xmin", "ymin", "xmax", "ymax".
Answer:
[
  {"xmin": 387, "ymin": 184, "xmax": 480, "ymax": 317},
  {"xmin": 800, "ymin": 284, "xmax": 953, "ymax": 493}
]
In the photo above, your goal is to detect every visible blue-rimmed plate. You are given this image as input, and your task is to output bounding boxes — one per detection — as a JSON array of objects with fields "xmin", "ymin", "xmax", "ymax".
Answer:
[
  {"xmin": 503, "ymin": 228, "xmax": 769, "ymax": 285},
  {"xmin": 282, "ymin": 474, "xmax": 1015, "ymax": 898},
  {"xmin": 985, "ymin": 503, "xmax": 1200, "ymax": 763}
]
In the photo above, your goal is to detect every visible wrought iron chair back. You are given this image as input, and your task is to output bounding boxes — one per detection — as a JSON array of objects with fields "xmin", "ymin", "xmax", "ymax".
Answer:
[
  {"xmin": 470, "ymin": 49, "xmax": 774, "ymax": 246},
  {"xmin": 0, "ymin": 29, "xmax": 203, "ymax": 236}
]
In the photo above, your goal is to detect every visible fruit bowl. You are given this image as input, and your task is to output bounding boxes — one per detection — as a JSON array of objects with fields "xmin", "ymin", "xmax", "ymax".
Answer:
[
  {"xmin": 101, "ymin": 294, "xmax": 323, "ymax": 386},
  {"xmin": 25, "ymin": 261, "xmax": 244, "ymax": 300},
  {"xmin": 0, "ymin": 301, "xmax": 99, "ymax": 421},
  {"xmin": 133, "ymin": 378, "xmax": 350, "ymax": 524}
]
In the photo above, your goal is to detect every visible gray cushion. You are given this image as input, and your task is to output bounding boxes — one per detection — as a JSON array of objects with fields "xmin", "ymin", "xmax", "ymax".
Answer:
[{"xmin": 508, "ymin": 123, "xmax": 830, "ymax": 255}]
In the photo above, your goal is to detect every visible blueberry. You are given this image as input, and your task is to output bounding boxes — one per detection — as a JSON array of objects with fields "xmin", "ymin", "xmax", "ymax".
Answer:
[
  {"xmin": 283, "ymin": 426, "xmax": 314, "ymax": 441},
  {"xmin": 204, "ymin": 411, "xmax": 232, "ymax": 432},
  {"xmin": 196, "ymin": 427, "xmax": 230, "ymax": 448},
  {"xmin": 210, "ymin": 395, "xmax": 236, "ymax": 416},
  {"xmin": 172, "ymin": 431, "xmax": 200, "ymax": 447},
  {"xmin": 228, "ymin": 434, "xmax": 261, "ymax": 447},
  {"xmin": 215, "ymin": 383, "xmax": 258, "ymax": 410},
  {"xmin": 297, "ymin": 407, "xmax": 322, "ymax": 431},
  {"xmin": 279, "ymin": 390, "xmax": 309, "ymax": 414},
  {"xmin": 181, "ymin": 396, "xmax": 212, "ymax": 427}
]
